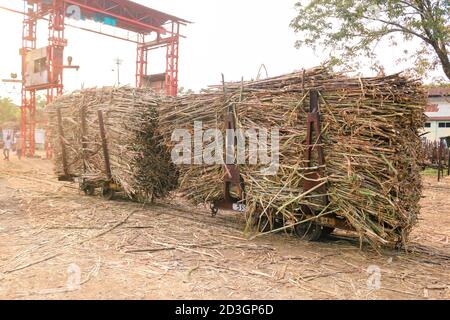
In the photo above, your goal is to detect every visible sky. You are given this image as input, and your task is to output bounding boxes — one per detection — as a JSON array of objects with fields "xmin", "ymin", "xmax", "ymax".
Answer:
[{"xmin": 0, "ymin": 0, "xmax": 446, "ymax": 105}]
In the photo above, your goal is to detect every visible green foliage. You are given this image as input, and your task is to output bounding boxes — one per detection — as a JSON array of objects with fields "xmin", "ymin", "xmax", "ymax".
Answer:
[
  {"xmin": 0, "ymin": 97, "xmax": 20, "ymax": 124},
  {"xmin": 37, "ymin": 95, "xmax": 47, "ymax": 110},
  {"xmin": 290, "ymin": 0, "xmax": 450, "ymax": 79},
  {"xmin": 0, "ymin": 94, "xmax": 48, "ymax": 127},
  {"xmin": 178, "ymin": 87, "xmax": 195, "ymax": 96},
  {"xmin": 421, "ymin": 167, "xmax": 439, "ymax": 176}
]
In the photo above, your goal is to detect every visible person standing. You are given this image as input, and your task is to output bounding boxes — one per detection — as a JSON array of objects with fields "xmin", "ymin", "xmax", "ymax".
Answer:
[
  {"xmin": 3, "ymin": 134, "xmax": 12, "ymax": 161},
  {"xmin": 15, "ymin": 133, "xmax": 23, "ymax": 160}
]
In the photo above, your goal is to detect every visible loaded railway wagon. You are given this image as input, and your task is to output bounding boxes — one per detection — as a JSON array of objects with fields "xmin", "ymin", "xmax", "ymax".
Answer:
[
  {"xmin": 56, "ymin": 108, "xmax": 124, "ymax": 201},
  {"xmin": 156, "ymin": 68, "xmax": 426, "ymax": 247},
  {"xmin": 208, "ymin": 90, "xmax": 351, "ymax": 241},
  {"xmin": 49, "ymin": 87, "xmax": 178, "ymax": 203}
]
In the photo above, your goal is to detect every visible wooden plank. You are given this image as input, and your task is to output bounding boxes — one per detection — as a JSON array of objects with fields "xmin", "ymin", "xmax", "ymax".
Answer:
[
  {"xmin": 56, "ymin": 108, "xmax": 69, "ymax": 177},
  {"xmin": 97, "ymin": 110, "xmax": 112, "ymax": 180},
  {"xmin": 80, "ymin": 101, "xmax": 88, "ymax": 174}
]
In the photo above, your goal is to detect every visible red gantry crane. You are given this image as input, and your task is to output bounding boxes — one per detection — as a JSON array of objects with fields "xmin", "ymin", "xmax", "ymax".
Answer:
[{"xmin": 0, "ymin": 0, "xmax": 189, "ymax": 158}]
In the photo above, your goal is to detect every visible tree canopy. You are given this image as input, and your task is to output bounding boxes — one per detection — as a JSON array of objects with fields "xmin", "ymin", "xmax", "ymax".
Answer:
[
  {"xmin": 0, "ymin": 95, "xmax": 48, "ymax": 126},
  {"xmin": 0, "ymin": 97, "xmax": 20, "ymax": 125},
  {"xmin": 290, "ymin": 0, "xmax": 450, "ymax": 80}
]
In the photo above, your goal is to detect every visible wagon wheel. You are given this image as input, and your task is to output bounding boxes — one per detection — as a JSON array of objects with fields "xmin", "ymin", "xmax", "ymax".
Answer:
[
  {"xmin": 210, "ymin": 203, "xmax": 218, "ymax": 217},
  {"xmin": 82, "ymin": 185, "xmax": 95, "ymax": 196},
  {"xmin": 130, "ymin": 192, "xmax": 144, "ymax": 203},
  {"xmin": 101, "ymin": 187, "xmax": 115, "ymax": 201},
  {"xmin": 320, "ymin": 226, "xmax": 335, "ymax": 239},
  {"xmin": 258, "ymin": 214, "xmax": 272, "ymax": 232},
  {"xmin": 246, "ymin": 212, "xmax": 272, "ymax": 233},
  {"xmin": 294, "ymin": 208, "xmax": 324, "ymax": 241},
  {"xmin": 294, "ymin": 219, "xmax": 323, "ymax": 241}
]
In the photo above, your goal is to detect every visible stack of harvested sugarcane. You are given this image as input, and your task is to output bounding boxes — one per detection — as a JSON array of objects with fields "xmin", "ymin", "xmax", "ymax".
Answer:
[
  {"xmin": 158, "ymin": 92, "xmax": 228, "ymax": 204},
  {"xmin": 157, "ymin": 66, "xmax": 427, "ymax": 247},
  {"xmin": 47, "ymin": 87, "xmax": 178, "ymax": 200},
  {"xmin": 422, "ymin": 138, "xmax": 449, "ymax": 169}
]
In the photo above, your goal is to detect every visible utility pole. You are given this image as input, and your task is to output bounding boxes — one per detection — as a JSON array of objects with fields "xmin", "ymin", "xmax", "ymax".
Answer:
[{"xmin": 114, "ymin": 58, "xmax": 123, "ymax": 86}]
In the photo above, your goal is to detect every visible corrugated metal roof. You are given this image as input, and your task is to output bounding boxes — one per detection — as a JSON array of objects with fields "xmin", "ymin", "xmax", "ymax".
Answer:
[
  {"xmin": 426, "ymin": 116, "xmax": 450, "ymax": 121},
  {"xmin": 425, "ymin": 107, "xmax": 450, "ymax": 120},
  {"xmin": 425, "ymin": 95, "xmax": 450, "ymax": 119},
  {"xmin": 428, "ymin": 86, "xmax": 450, "ymax": 97}
]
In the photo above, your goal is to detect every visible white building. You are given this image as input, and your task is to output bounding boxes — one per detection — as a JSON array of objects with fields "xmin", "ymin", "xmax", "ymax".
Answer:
[{"xmin": 423, "ymin": 87, "xmax": 450, "ymax": 142}]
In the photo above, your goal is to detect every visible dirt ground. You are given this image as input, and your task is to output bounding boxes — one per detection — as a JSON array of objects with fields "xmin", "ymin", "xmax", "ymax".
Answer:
[{"xmin": 0, "ymin": 155, "xmax": 449, "ymax": 300}]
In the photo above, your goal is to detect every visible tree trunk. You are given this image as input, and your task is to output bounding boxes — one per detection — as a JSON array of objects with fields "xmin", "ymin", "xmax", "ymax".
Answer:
[{"xmin": 432, "ymin": 44, "xmax": 450, "ymax": 80}]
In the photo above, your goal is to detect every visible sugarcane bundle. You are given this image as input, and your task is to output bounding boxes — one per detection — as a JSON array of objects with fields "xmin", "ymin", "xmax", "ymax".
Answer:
[
  {"xmin": 157, "ymin": 66, "xmax": 427, "ymax": 247},
  {"xmin": 47, "ymin": 87, "xmax": 178, "ymax": 200},
  {"xmin": 421, "ymin": 139, "xmax": 449, "ymax": 168},
  {"xmin": 158, "ymin": 92, "xmax": 227, "ymax": 204}
]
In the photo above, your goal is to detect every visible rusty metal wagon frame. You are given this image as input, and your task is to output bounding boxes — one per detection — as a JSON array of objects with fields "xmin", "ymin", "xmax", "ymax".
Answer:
[
  {"xmin": 209, "ymin": 89, "xmax": 354, "ymax": 241},
  {"xmin": 56, "ymin": 107, "xmax": 123, "ymax": 200}
]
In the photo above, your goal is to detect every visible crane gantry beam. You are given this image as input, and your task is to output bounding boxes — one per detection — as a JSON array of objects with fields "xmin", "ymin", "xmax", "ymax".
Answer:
[{"xmin": 0, "ymin": 0, "xmax": 189, "ymax": 158}]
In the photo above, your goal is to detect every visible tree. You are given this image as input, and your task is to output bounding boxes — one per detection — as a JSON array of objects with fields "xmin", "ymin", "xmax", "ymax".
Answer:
[
  {"xmin": 290, "ymin": 0, "xmax": 450, "ymax": 80},
  {"xmin": 36, "ymin": 95, "xmax": 47, "ymax": 110},
  {"xmin": 178, "ymin": 87, "xmax": 195, "ymax": 96},
  {"xmin": 0, "ymin": 97, "xmax": 20, "ymax": 124},
  {"xmin": 35, "ymin": 95, "xmax": 48, "ymax": 125}
]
